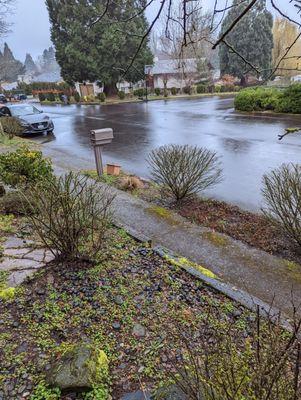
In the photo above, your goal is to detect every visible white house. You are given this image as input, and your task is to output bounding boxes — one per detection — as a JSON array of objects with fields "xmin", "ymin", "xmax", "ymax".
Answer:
[
  {"xmin": 74, "ymin": 80, "xmax": 144, "ymax": 97},
  {"xmin": 146, "ymin": 58, "xmax": 201, "ymax": 90}
]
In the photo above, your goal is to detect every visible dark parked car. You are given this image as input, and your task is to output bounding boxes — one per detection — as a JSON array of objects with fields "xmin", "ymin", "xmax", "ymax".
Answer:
[
  {"xmin": 13, "ymin": 93, "xmax": 27, "ymax": 101},
  {"xmin": 0, "ymin": 104, "xmax": 54, "ymax": 134},
  {"xmin": 0, "ymin": 94, "xmax": 7, "ymax": 104}
]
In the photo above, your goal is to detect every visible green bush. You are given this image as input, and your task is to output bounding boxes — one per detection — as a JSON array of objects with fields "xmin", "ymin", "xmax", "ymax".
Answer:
[
  {"xmin": 118, "ymin": 90, "xmax": 125, "ymax": 100},
  {"xmin": 171, "ymin": 87, "xmax": 177, "ymax": 96},
  {"xmin": 234, "ymin": 87, "xmax": 281, "ymax": 112},
  {"xmin": 38, "ymin": 93, "xmax": 46, "ymax": 102},
  {"xmin": 134, "ymin": 88, "xmax": 146, "ymax": 97},
  {"xmin": 214, "ymin": 85, "xmax": 222, "ymax": 93},
  {"xmin": 46, "ymin": 92, "xmax": 56, "ymax": 102},
  {"xmin": 276, "ymin": 84, "xmax": 301, "ymax": 114},
  {"xmin": 196, "ymin": 84, "xmax": 208, "ymax": 94},
  {"xmin": 154, "ymin": 88, "xmax": 161, "ymax": 96},
  {"xmin": 0, "ymin": 117, "xmax": 23, "ymax": 138},
  {"xmin": 0, "ymin": 146, "xmax": 53, "ymax": 188},
  {"xmin": 97, "ymin": 92, "xmax": 106, "ymax": 102},
  {"xmin": 25, "ymin": 172, "xmax": 115, "ymax": 261},
  {"xmin": 74, "ymin": 92, "xmax": 81, "ymax": 103},
  {"xmin": 183, "ymin": 86, "xmax": 191, "ymax": 95},
  {"xmin": 220, "ymin": 84, "xmax": 236, "ymax": 92}
]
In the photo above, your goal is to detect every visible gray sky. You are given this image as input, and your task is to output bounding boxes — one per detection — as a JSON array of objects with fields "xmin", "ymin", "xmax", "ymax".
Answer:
[{"xmin": 2, "ymin": 0, "xmax": 301, "ymax": 62}]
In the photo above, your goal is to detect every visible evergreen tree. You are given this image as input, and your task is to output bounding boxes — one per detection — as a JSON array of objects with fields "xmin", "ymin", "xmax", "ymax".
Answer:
[
  {"xmin": 0, "ymin": 43, "xmax": 25, "ymax": 82},
  {"xmin": 46, "ymin": 0, "xmax": 153, "ymax": 95},
  {"xmin": 219, "ymin": 0, "xmax": 273, "ymax": 83},
  {"xmin": 41, "ymin": 46, "xmax": 59, "ymax": 72},
  {"xmin": 24, "ymin": 53, "xmax": 38, "ymax": 75}
]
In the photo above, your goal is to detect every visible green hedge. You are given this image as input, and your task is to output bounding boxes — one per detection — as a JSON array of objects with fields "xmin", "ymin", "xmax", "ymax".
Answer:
[
  {"xmin": 234, "ymin": 84, "xmax": 301, "ymax": 114},
  {"xmin": 133, "ymin": 88, "xmax": 147, "ymax": 97}
]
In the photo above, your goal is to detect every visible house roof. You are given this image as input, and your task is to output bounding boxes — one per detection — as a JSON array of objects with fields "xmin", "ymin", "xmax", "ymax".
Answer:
[
  {"xmin": 149, "ymin": 58, "xmax": 200, "ymax": 75},
  {"xmin": 32, "ymin": 71, "xmax": 62, "ymax": 83},
  {"xmin": 1, "ymin": 82, "xmax": 18, "ymax": 91}
]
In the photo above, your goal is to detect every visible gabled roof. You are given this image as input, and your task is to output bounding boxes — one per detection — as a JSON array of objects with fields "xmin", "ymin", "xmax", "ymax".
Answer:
[{"xmin": 149, "ymin": 58, "xmax": 200, "ymax": 75}]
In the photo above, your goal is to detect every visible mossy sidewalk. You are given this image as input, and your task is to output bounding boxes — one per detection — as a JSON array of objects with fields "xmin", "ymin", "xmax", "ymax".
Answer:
[
  {"xmin": 107, "ymin": 186, "xmax": 301, "ymax": 318},
  {"xmin": 42, "ymin": 147, "xmax": 301, "ymax": 318}
]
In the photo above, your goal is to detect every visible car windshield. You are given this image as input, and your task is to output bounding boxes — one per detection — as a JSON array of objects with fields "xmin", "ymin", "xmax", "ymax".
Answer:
[{"xmin": 10, "ymin": 105, "xmax": 41, "ymax": 117}]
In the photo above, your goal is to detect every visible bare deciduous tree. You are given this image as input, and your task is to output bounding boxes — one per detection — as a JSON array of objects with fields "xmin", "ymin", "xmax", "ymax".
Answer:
[
  {"xmin": 0, "ymin": 0, "xmax": 14, "ymax": 38},
  {"xmin": 89, "ymin": 0, "xmax": 301, "ymax": 81}
]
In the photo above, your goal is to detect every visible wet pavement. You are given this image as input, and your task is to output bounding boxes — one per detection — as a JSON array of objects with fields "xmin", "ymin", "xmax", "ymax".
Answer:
[{"xmin": 34, "ymin": 96, "xmax": 301, "ymax": 211}]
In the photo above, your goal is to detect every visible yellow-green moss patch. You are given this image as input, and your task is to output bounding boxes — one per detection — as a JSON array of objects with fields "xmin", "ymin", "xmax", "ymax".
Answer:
[
  {"xmin": 202, "ymin": 231, "xmax": 229, "ymax": 247},
  {"xmin": 147, "ymin": 206, "xmax": 179, "ymax": 226},
  {"xmin": 0, "ymin": 287, "xmax": 16, "ymax": 301},
  {"xmin": 284, "ymin": 260, "xmax": 301, "ymax": 284},
  {"xmin": 164, "ymin": 254, "xmax": 217, "ymax": 279}
]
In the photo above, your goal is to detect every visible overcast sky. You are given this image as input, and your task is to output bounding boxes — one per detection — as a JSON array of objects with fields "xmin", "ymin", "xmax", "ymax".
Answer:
[{"xmin": 2, "ymin": 0, "xmax": 301, "ymax": 62}]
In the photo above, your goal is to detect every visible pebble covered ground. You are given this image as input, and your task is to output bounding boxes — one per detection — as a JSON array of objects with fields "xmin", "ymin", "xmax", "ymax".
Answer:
[{"xmin": 0, "ymin": 215, "xmax": 257, "ymax": 399}]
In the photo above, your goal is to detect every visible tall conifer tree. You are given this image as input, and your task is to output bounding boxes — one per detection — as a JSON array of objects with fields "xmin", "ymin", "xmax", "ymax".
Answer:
[
  {"xmin": 219, "ymin": 0, "xmax": 273, "ymax": 84},
  {"xmin": 46, "ymin": 0, "xmax": 153, "ymax": 95}
]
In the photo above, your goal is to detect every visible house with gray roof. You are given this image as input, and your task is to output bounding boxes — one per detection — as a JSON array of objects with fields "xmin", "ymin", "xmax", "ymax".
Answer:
[{"xmin": 145, "ymin": 57, "xmax": 202, "ymax": 90}]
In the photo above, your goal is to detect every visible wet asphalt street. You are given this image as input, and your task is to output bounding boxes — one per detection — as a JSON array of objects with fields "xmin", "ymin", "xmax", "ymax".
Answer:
[{"xmin": 33, "ymin": 96, "xmax": 301, "ymax": 211}]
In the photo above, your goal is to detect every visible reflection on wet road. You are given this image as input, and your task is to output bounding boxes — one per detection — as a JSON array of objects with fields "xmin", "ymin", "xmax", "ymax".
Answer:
[{"xmin": 34, "ymin": 96, "xmax": 301, "ymax": 211}]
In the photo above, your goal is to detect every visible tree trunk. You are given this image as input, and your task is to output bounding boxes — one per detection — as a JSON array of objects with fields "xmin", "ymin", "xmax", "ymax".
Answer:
[
  {"xmin": 103, "ymin": 83, "xmax": 118, "ymax": 97},
  {"xmin": 240, "ymin": 75, "xmax": 247, "ymax": 86}
]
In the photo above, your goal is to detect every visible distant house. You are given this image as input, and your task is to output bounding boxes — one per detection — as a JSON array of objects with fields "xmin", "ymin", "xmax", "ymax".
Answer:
[
  {"xmin": 32, "ymin": 71, "xmax": 63, "ymax": 83},
  {"xmin": 0, "ymin": 81, "xmax": 18, "ymax": 91},
  {"xmin": 75, "ymin": 82, "xmax": 103, "ymax": 98},
  {"xmin": 17, "ymin": 71, "xmax": 63, "ymax": 86},
  {"xmin": 146, "ymin": 58, "xmax": 201, "ymax": 90},
  {"xmin": 74, "ymin": 80, "xmax": 144, "ymax": 97}
]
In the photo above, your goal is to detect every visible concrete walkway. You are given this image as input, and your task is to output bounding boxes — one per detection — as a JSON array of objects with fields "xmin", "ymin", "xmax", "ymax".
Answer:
[{"xmin": 42, "ymin": 146, "xmax": 301, "ymax": 317}]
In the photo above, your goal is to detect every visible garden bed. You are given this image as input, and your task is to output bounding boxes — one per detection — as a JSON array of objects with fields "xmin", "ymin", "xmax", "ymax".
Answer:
[{"xmin": 0, "ymin": 216, "xmax": 256, "ymax": 399}]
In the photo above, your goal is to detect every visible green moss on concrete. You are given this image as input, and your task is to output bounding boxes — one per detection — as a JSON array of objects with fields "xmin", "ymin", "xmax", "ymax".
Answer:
[
  {"xmin": 147, "ymin": 206, "xmax": 179, "ymax": 226},
  {"xmin": 164, "ymin": 254, "xmax": 217, "ymax": 279},
  {"xmin": 203, "ymin": 231, "xmax": 229, "ymax": 247},
  {"xmin": 284, "ymin": 260, "xmax": 301, "ymax": 283}
]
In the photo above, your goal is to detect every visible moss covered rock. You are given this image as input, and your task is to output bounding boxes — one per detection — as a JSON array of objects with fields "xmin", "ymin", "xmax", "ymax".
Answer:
[{"xmin": 46, "ymin": 344, "xmax": 109, "ymax": 391}]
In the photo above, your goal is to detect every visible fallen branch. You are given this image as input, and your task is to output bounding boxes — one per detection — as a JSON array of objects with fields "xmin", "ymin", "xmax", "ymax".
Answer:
[{"xmin": 278, "ymin": 127, "xmax": 301, "ymax": 141}]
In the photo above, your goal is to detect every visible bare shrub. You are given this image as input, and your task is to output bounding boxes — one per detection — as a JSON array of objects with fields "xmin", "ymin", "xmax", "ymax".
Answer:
[
  {"xmin": 0, "ymin": 117, "xmax": 23, "ymax": 139},
  {"xmin": 24, "ymin": 172, "xmax": 115, "ymax": 261},
  {"xmin": 119, "ymin": 176, "xmax": 144, "ymax": 191},
  {"xmin": 148, "ymin": 145, "xmax": 222, "ymax": 201},
  {"xmin": 0, "ymin": 191, "xmax": 33, "ymax": 215},
  {"xmin": 262, "ymin": 163, "xmax": 301, "ymax": 247},
  {"xmin": 160, "ymin": 307, "xmax": 301, "ymax": 400}
]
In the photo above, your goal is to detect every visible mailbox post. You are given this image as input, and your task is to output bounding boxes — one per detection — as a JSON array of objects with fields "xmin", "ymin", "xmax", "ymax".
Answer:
[{"xmin": 90, "ymin": 128, "xmax": 114, "ymax": 176}]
